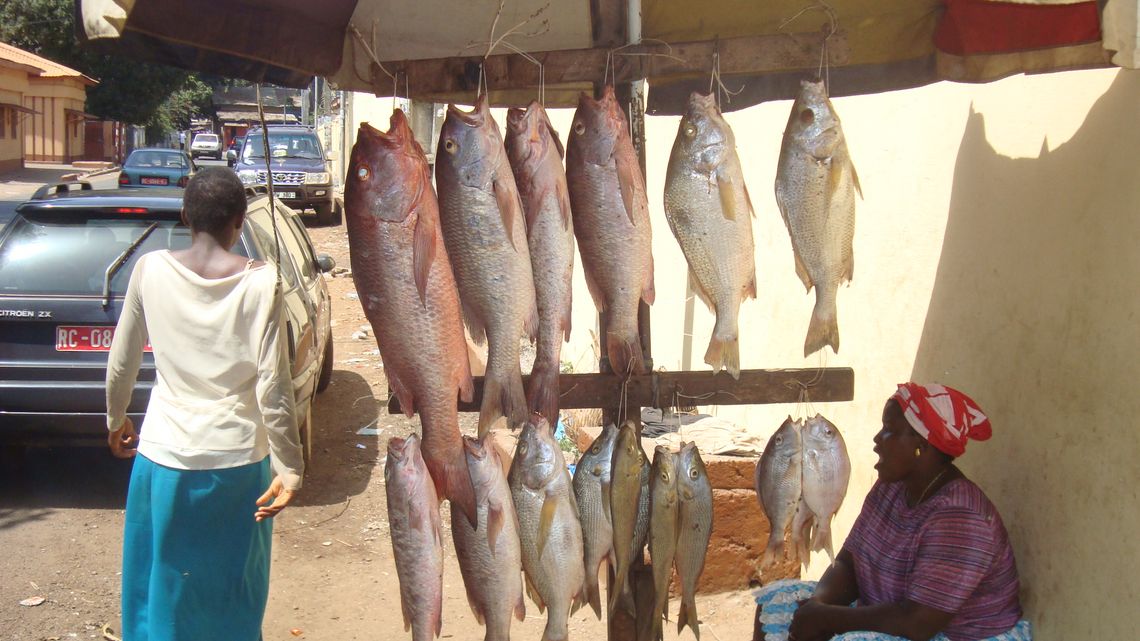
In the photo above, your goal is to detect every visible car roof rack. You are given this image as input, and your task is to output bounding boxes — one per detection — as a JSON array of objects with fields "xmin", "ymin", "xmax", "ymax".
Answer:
[{"xmin": 31, "ymin": 181, "xmax": 94, "ymax": 200}]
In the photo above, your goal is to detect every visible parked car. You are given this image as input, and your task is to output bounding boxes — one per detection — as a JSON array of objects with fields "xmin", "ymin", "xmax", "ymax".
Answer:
[
  {"xmin": 118, "ymin": 148, "xmax": 197, "ymax": 188},
  {"xmin": 235, "ymin": 125, "xmax": 342, "ymax": 226},
  {"xmin": 190, "ymin": 132, "xmax": 221, "ymax": 159},
  {"xmin": 0, "ymin": 182, "xmax": 336, "ymax": 458}
]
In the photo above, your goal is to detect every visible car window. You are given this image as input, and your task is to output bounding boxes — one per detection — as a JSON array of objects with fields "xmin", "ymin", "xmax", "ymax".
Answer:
[
  {"xmin": 275, "ymin": 207, "xmax": 317, "ymax": 282},
  {"xmin": 193, "ymin": 134, "xmax": 218, "ymax": 143},
  {"xmin": 0, "ymin": 213, "xmax": 216, "ymax": 296},
  {"xmin": 245, "ymin": 207, "xmax": 300, "ymax": 290},
  {"xmin": 242, "ymin": 132, "xmax": 323, "ymax": 160}
]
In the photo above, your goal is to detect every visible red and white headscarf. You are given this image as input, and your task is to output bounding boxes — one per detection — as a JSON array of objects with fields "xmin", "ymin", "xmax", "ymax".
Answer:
[{"xmin": 891, "ymin": 383, "xmax": 992, "ymax": 457}]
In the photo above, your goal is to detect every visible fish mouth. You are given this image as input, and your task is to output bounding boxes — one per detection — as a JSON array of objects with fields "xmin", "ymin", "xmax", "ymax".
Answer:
[
  {"xmin": 387, "ymin": 435, "xmax": 410, "ymax": 460},
  {"xmin": 462, "ymin": 435, "xmax": 487, "ymax": 460},
  {"xmin": 448, "ymin": 96, "xmax": 489, "ymax": 127}
]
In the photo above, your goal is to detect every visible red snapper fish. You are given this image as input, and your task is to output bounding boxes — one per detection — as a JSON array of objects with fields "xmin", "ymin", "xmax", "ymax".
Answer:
[
  {"xmin": 436, "ymin": 96, "xmax": 538, "ymax": 435},
  {"xmin": 565, "ymin": 85, "xmax": 655, "ymax": 378},
  {"xmin": 504, "ymin": 101, "xmax": 575, "ymax": 427},
  {"xmin": 343, "ymin": 110, "xmax": 478, "ymax": 527}
]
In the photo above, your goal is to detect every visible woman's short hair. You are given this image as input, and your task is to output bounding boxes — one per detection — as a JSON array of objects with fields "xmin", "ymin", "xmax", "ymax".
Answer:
[{"xmin": 183, "ymin": 167, "xmax": 247, "ymax": 234}]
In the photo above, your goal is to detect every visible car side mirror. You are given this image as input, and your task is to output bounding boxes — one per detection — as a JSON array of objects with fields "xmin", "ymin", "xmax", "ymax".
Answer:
[
  {"xmin": 316, "ymin": 254, "xmax": 336, "ymax": 273},
  {"xmin": 325, "ymin": 152, "xmax": 337, "ymax": 162}
]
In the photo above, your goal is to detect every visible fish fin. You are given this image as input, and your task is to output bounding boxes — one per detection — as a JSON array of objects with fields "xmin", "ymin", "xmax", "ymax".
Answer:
[
  {"xmin": 615, "ymin": 149, "xmax": 644, "ymax": 227},
  {"xmin": 704, "ymin": 334, "xmax": 740, "ymax": 380},
  {"xmin": 525, "ymin": 573, "xmax": 546, "ymax": 613},
  {"xmin": 811, "ymin": 517, "xmax": 835, "ymax": 564},
  {"xmin": 515, "ymin": 592, "xmax": 527, "ymax": 621},
  {"xmin": 536, "ymin": 491, "xmax": 558, "ymax": 558},
  {"xmin": 462, "ymin": 301, "xmax": 487, "ymax": 346},
  {"xmin": 850, "ymin": 159, "xmax": 863, "ymax": 199},
  {"xmin": 458, "ymin": 367, "xmax": 475, "ymax": 405},
  {"xmin": 688, "ymin": 270, "xmax": 714, "ymax": 313},
  {"xmin": 804, "ymin": 291, "xmax": 840, "ymax": 356},
  {"xmin": 546, "ymin": 117, "xmax": 565, "ymax": 160},
  {"xmin": 606, "ymin": 327, "xmax": 646, "ymax": 377},
  {"xmin": 493, "ymin": 171, "xmax": 525, "ymax": 253},
  {"xmin": 466, "ymin": 589, "xmax": 486, "ymax": 625},
  {"xmin": 522, "ymin": 184, "xmax": 550, "ymax": 234},
  {"xmin": 716, "ymin": 173, "xmax": 737, "ymax": 221},
  {"xmin": 555, "ymin": 175, "xmax": 573, "ymax": 231},
  {"xmin": 387, "ymin": 369, "xmax": 416, "ymax": 418},
  {"xmin": 412, "ymin": 210, "xmax": 437, "ymax": 307},
  {"xmin": 423, "ymin": 439, "xmax": 479, "ymax": 528},
  {"xmin": 600, "ymin": 480, "xmax": 612, "ymax": 521},
  {"xmin": 408, "ymin": 500, "xmax": 427, "ymax": 532},
  {"xmin": 791, "ymin": 245, "xmax": 813, "ymax": 293},
  {"xmin": 525, "ymin": 361, "xmax": 561, "ymax": 431},
  {"xmin": 478, "ymin": 362, "xmax": 527, "ymax": 435},
  {"xmin": 642, "ymin": 254, "xmax": 656, "ymax": 305},
  {"xmin": 744, "ymin": 181, "xmax": 757, "ymax": 218},
  {"xmin": 525, "ymin": 299, "xmax": 539, "ymax": 342},
  {"xmin": 677, "ymin": 595, "xmax": 700, "ymax": 640},
  {"xmin": 584, "ymin": 561, "xmax": 603, "ymax": 619},
  {"xmin": 435, "ymin": 608, "xmax": 442, "ymax": 638},
  {"xmin": 401, "ymin": 602, "xmax": 411, "ymax": 632},
  {"xmin": 486, "ymin": 502, "xmax": 504, "ymax": 555}
]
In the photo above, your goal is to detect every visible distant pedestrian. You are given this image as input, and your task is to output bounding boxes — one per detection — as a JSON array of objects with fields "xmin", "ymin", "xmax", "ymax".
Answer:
[
  {"xmin": 178, "ymin": 130, "xmax": 186, "ymax": 150},
  {"xmin": 105, "ymin": 166, "xmax": 303, "ymax": 641}
]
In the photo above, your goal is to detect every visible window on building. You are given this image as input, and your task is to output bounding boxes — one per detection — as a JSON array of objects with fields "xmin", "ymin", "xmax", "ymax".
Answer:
[{"xmin": 0, "ymin": 108, "xmax": 7, "ymax": 139}]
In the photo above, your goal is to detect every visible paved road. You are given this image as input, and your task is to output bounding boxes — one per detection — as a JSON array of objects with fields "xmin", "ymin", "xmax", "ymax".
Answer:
[{"xmin": 0, "ymin": 168, "xmax": 123, "ymax": 230}]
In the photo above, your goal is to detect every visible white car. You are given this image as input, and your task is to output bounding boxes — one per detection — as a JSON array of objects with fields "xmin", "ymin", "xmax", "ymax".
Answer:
[{"xmin": 189, "ymin": 133, "xmax": 221, "ymax": 159}]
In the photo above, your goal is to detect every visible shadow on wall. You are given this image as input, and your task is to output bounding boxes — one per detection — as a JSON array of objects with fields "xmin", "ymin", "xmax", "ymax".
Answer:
[{"xmin": 909, "ymin": 69, "xmax": 1140, "ymax": 640}]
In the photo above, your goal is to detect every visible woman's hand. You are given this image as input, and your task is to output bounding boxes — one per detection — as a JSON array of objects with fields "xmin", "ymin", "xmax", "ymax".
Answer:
[
  {"xmin": 789, "ymin": 599, "xmax": 834, "ymax": 641},
  {"xmin": 108, "ymin": 418, "xmax": 139, "ymax": 458},
  {"xmin": 255, "ymin": 475, "xmax": 296, "ymax": 522}
]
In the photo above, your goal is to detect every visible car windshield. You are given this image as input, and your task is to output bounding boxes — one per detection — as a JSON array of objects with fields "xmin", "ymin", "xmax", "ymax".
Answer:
[
  {"xmin": 242, "ymin": 133, "xmax": 322, "ymax": 160},
  {"xmin": 125, "ymin": 151, "xmax": 188, "ymax": 169},
  {"xmin": 194, "ymin": 134, "xmax": 218, "ymax": 143},
  {"xmin": 0, "ymin": 213, "xmax": 200, "ymax": 296}
]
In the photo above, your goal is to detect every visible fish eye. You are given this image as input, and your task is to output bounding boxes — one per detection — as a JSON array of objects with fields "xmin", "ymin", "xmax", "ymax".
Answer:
[
  {"xmin": 774, "ymin": 435, "xmax": 783, "ymax": 445},
  {"xmin": 591, "ymin": 444, "xmax": 600, "ymax": 454},
  {"xmin": 661, "ymin": 471, "xmax": 670, "ymax": 482},
  {"xmin": 689, "ymin": 467, "xmax": 699, "ymax": 480},
  {"xmin": 573, "ymin": 121, "xmax": 585, "ymax": 135},
  {"xmin": 356, "ymin": 165, "xmax": 371, "ymax": 180},
  {"xmin": 799, "ymin": 108, "xmax": 815, "ymax": 125},
  {"xmin": 519, "ymin": 442, "xmax": 527, "ymax": 454},
  {"xmin": 683, "ymin": 123, "xmax": 696, "ymax": 137},
  {"xmin": 443, "ymin": 139, "xmax": 458, "ymax": 154}
]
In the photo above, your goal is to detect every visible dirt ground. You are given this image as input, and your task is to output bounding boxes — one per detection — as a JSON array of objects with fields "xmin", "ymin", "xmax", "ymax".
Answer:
[{"xmin": 0, "ymin": 223, "xmax": 760, "ymax": 641}]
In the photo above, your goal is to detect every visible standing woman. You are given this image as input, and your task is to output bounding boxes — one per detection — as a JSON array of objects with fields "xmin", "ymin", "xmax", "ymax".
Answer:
[
  {"xmin": 753, "ymin": 383, "xmax": 1031, "ymax": 641},
  {"xmin": 106, "ymin": 167, "xmax": 304, "ymax": 641}
]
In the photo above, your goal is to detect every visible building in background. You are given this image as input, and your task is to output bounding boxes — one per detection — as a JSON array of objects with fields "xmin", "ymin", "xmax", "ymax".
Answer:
[
  {"xmin": 0, "ymin": 43, "xmax": 42, "ymax": 172},
  {"xmin": 0, "ymin": 42, "xmax": 97, "ymax": 165},
  {"xmin": 212, "ymin": 85, "xmax": 301, "ymax": 150}
]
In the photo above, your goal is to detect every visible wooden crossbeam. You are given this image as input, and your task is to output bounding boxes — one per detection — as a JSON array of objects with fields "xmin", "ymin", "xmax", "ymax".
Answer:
[
  {"xmin": 386, "ymin": 367, "xmax": 854, "ymax": 415},
  {"xmin": 371, "ymin": 31, "xmax": 850, "ymax": 99}
]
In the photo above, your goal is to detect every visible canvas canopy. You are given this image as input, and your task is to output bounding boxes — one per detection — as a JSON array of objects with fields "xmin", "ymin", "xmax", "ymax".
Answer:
[{"xmin": 77, "ymin": 0, "xmax": 1137, "ymax": 113}]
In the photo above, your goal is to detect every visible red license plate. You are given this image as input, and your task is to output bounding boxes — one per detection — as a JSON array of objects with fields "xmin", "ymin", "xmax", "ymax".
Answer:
[
  {"xmin": 56, "ymin": 326, "xmax": 152, "ymax": 352},
  {"xmin": 140, "ymin": 177, "xmax": 168, "ymax": 185}
]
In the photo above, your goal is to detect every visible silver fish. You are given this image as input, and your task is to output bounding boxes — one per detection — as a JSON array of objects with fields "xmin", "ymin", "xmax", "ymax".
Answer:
[
  {"xmin": 643, "ymin": 446, "xmax": 679, "ymax": 641},
  {"xmin": 663, "ymin": 91, "xmax": 757, "ymax": 378},
  {"xmin": 774, "ymin": 79, "xmax": 861, "ymax": 356},
  {"xmin": 451, "ymin": 436, "xmax": 526, "ymax": 641},
  {"xmin": 508, "ymin": 415, "xmax": 587, "ymax": 641},
  {"xmin": 609, "ymin": 420, "xmax": 648, "ymax": 612},
  {"xmin": 675, "ymin": 442, "xmax": 712, "ymax": 640},
  {"xmin": 755, "ymin": 417, "xmax": 804, "ymax": 568},
  {"xmin": 801, "ymin": 414, "xmax": 851, "ymax": 564},
  {"xmin": 385, "ymin": 433, "xmax": 443, "ymax": 641},
  {"xmin": 571, "ymin": 423, "xmax": 618, "ymax": 619}
]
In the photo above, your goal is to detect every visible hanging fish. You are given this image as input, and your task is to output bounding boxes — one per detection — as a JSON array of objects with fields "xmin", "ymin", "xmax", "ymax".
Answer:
[
  {"xmin": 571, "ymin": 423, "xmax": 619, "ymax": 619},
  {"xmin": 675, "ymin": 442, "xmax": 712, "ymax": 640},
  {"xmin": 774, "ymin": 79, "xmax": 861, "ymax": 356},
  {"xmin": 754, "ymin": 417, "xmax": 804, "ymax": 568},
  {"xmin": 801, "ymin": 414, "xmax": 851, "ymax": 564}
]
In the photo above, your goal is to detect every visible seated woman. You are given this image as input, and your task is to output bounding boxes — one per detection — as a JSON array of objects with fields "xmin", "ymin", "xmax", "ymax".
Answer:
[{"xmin": 752, "ymin": 383, "xmax": 1031, "ymax": 641}]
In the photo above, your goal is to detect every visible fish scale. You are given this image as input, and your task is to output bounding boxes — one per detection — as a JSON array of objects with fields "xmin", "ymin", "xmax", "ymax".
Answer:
[
  {"xmin": 571, "ymin": 423, "xmax": 618, "ymax": 619},
  {"xmin": 664, "ymin": 92, "xmax": 757, "ymax": 379}
]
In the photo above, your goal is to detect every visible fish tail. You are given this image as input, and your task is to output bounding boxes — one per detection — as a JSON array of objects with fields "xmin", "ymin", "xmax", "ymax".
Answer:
[
  {"xmin": 424, "ymin": 446, "xmax": 479, "ymax": 529},
  {"xmin": 804, "ymin": 290, "xmax": 839, "ymax": 356},
  {"xmin": 703, "ymin": 334, "xmax": 740, "ymax": 380},
  {"xmin": 525, "ymin": 360, "xmax": 561, "ymax": 428},
  {"xmin": 540, "ymin": 611, "xmax": 569, "ymax": 641},
  {"xmin": 608, "ymin": 562, "xmax": 631, "ymax": 613},
  {"xmin": 584, "ymin": 565, "xmax": 603, "ymax": 619},
  {"xmin": 812, "ymin": 519, "xmax": 836, "ymax": 563},
  {"xmin": 605, "ymin": 325, "xmax": 646, "ymax": 377},
  {"xmin": 478, "ymin": 361, "xmax": 528, "ymax": 436},
  {"xmin": 676, "ymin": 595, "xmax": 700, "ymax": 640}
]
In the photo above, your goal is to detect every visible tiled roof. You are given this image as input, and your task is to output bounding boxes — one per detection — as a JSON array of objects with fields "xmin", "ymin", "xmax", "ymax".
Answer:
[{"xmin": 0, "ymin": 41, "xmax": 97, "ymax": 85}]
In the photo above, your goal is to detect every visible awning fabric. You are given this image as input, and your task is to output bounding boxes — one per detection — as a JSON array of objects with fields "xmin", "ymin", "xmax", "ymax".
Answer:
[{"xmin": 75, "ymin": 0, "xmax": 1134, "ymax": 113}]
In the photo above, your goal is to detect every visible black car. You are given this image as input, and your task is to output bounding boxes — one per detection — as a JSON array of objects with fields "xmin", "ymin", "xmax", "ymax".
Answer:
[
  {"xmin": 0, "ymin": 182, "xmax": 336, "ymax": 456},
  {"xmin": 235, "ymin": 125, "xmax": 342, "ymax": 226}
]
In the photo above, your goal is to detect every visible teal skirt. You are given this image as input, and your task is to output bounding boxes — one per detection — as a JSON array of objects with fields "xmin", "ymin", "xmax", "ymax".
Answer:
[
  {"xmin": 122, "ymin": 455, "xmax": 273, "ymax": 641},
  {"xmin": 754, "ymin": 580, "xmax": 1033, "ymax": 641}
]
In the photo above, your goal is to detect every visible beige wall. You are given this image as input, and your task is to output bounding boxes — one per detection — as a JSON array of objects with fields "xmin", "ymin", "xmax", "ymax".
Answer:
[
  {"xmin": 346, "ymin": 69, "xmax": 1136, "ymax": 639},
  {"xmin": 0, "ymin": 67, "xmax": 29, "ymax": 171},
  {"xmin": 23, "ymin": 78, "xmax": 87, "ymax": 162}
]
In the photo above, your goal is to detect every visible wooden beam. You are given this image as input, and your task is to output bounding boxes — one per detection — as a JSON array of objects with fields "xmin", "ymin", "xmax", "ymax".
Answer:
[
  {"xmin": 387, "ymin": 368, "xmax": 854, "ymax": 415},
  {"xmin": 589, "ymin": 0, "xmax": 627, "ymax": 48},
  {"xmin": 374, "ymin": 31, "xmax": 850, "ymax": 99}
]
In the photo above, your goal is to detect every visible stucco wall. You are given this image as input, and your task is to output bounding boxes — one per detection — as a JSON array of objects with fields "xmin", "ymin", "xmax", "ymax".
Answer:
[
  {"xmin": 346, "ymin": 69, "xmax": 1136, "ymax": 639},
  {"xmin": 0, "ymin": 67, "xmax": 29, "ymax": 171},
  {"xmin": 23, "ymin": 78, "xmax": 87, "ymax": 162}
]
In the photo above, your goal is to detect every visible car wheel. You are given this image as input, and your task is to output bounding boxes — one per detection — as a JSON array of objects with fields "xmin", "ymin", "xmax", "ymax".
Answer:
[
  {"xmin": 314, "ymin": 202, "xmax": 338, "ymax": 227},
  {"xmin": 316, "ymin": 333, "xmax": 334, "ymax": 393}
]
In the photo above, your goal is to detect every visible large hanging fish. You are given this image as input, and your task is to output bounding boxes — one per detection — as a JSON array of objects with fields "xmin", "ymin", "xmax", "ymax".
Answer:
[
  {"xmin": 664, "ymin": 92, "xmax": 757, "ymax": 379},
  {"xmin": 565, "ymin": 85, "xmax": 655, "ymax": 377},
  {"xmin": 504, "ymin": 102, "xmax": 575, "ymax": 426},
  {"xmin": 774, "ymin": 79, "xmax": 861, "ymax": 357},
  {"xmin": 755, "ymin": 417, "xmax": 804, "ymax": 568},
  {"xmin": 344, "ymin": 111, "xmax": 478, "ymax": 527},
  {"xmin": 436, "ymin": 95, "xmax": 538, "ymax": 435},
  {"xmin": 801, "ymin": 414, "xmax": 851, "ymax": 564}
]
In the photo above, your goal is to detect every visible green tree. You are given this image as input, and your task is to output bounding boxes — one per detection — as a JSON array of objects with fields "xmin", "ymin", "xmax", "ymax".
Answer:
[{"xmin": 0, "ymin": 0, "xmax": 210, "ymax": 133}]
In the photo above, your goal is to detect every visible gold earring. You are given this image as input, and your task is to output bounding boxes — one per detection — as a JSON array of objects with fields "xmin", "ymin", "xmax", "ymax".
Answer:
[{"xmin": 914, "ymin": 448, "xmax": 922, "ymax": 458}]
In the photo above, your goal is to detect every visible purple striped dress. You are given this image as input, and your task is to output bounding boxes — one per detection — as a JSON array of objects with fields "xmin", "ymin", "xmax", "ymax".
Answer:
[{"xmin": 843, "ymin": 478, "xmax": 1022, "ymax": 641}]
